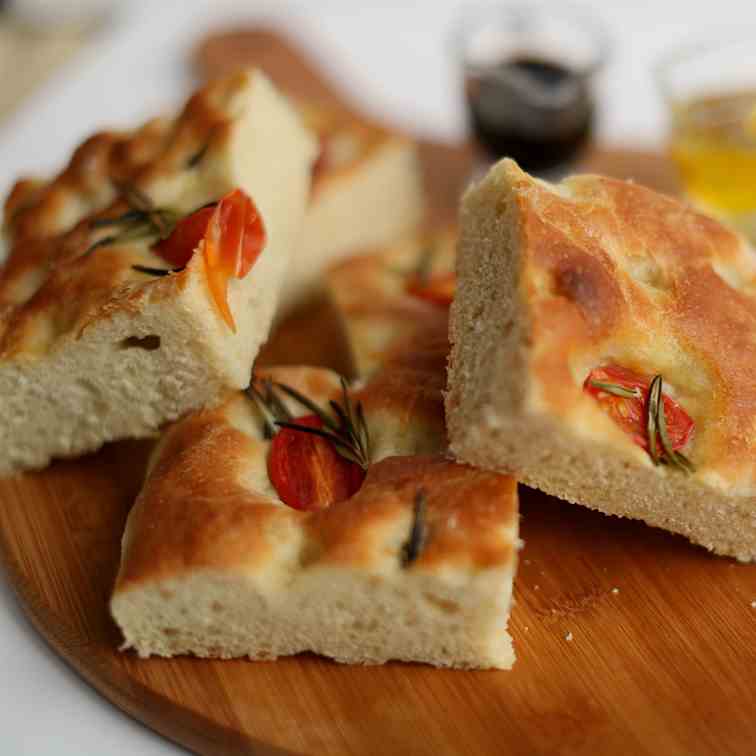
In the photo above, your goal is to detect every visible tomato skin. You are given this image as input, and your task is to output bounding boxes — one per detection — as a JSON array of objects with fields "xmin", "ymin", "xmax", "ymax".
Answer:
[
  {"xmin": 148, "ymin": 190, "xmax": 266, "ymax": 330},
  {"xmin": 202, "ymin": 189, "xmax": 266, "ymax": 331},
  {"xmin": 583, "ymin": 365, "xmax": 695, "ymax": 452},
  {"xmin": 153, "ymin": 205, "xmax": 215, "ymax": 267},
  {"xmin": 267, "ymin": 414, "xmax": 365, "ymax": 511},
  {"xmin": 406, "ymin": 272, "xmax": 456, "ymax": 308}
]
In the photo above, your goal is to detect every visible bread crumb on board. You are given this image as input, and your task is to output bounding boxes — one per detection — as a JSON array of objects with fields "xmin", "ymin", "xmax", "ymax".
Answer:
[{"xmin": 564, "ymin": 631, "xmax": 573, "ymax": 642}]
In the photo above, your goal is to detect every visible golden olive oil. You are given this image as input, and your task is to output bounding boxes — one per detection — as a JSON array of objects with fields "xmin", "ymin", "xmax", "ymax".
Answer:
[{"xmin": 670, "ymin": 90, "xmax": 756, "ymax": 238}]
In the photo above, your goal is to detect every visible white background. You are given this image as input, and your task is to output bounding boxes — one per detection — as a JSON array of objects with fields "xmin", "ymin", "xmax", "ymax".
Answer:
[{"xmin": 0, "ymin": 1, "xmax": 754, "ymax": 753}]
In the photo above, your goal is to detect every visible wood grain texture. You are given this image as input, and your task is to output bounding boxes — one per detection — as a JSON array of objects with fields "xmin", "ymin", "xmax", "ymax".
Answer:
[{"xmin": 1, "ymin": 27, "xmax": 755, "ymax": 756}]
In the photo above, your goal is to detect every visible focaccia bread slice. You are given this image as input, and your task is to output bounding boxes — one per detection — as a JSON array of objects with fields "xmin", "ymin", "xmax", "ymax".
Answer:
[
  {"xmin": 327, "ymin": 226, "xmax": 455, "ymax": 378},
  {"xmin": 278, "ymin": 102, "xmax": 425, "ymax": 314},
  {"xmin": 447, "ymin": 158, "xmax": 756, "ymax": 561},
  {"xmin": 111, "ymin": 336, "xmax": 518, "ymax": 669},
  {"xmin": 0, "ymin": 69, "xmax": 316, "ymax": 475}
]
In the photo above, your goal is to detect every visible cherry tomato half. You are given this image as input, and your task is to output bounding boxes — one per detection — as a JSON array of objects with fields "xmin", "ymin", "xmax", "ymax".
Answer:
[
  {"xmin": 584, "ymin": 364, "xmax": 694, "ymax": 452},
  {"xmin": 268, "ymin": 414, "xmax": 365, "ymax": 511}
]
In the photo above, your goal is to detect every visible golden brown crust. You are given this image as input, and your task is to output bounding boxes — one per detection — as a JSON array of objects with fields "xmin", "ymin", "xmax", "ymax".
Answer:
[
  {"xmin": 0, "ymin": 80, "xmax": 412, "ymax": 360},
  {"xmin": 4, "ymin": 119, "xmax": 166, "ymax": 240},
  {"xmin": 0, "ymin": 69, "xmax": 318, "ymax": 477},
  {"xmin": 115, "ymin": 341, "xmax": 517, "ymax": 594},
  {"xmin": 117, "ymin": 401, "xmax": 302, "ymax": 588},
  {"xmin": 355, "ymin": 315, "xmax": 450, "ymax": 433},
  {"xmin": 327, "ymin": 226, "xmax": 456, "ymax": 377},
  {"xmin": 0, "ymin": 71, "xmax": 268, "ymax": 358},
  {"xmin": 312, "ymin": 455, "xmax": 517, "ymax": 570},
  {"xmin": 447, "ymin": 158, "xmax": 756, "ymax": 560},
  {"xmin": 502, "ymin": 162, "xmax": 756, "ymax": 487}
]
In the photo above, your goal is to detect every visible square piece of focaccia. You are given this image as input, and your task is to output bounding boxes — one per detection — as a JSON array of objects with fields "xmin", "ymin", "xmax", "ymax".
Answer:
[
  {"xmin": 277, "ymin": 103, "xmax": 425, "ymax": 315},
  {"xmin": 0, "ymin": 69, "xmax": 316, "ymax": 475},
  {"xmin": 327, "ymin": 226, "xmax": 456, "ymax": 378},
  {"xmin": 447, "ymin": 158, "xmax": 756, "ymax": 561},
  {"xmin": 111, "ymin": 337, "xmax": 519, "ymax": 669}
]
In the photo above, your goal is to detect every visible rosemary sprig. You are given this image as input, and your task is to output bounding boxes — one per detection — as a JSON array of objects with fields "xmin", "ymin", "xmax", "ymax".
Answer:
[
  {"xmin": 652, "ymin": 376, "xmax": 695, "ymax": 473},
  {"xmin": 250, "ymin": 376, "xmax": 371, "ymax": 469},
  {"xmin": 245, "ymin": 375, "xmax": 371, "ymax": 468},
  {"xmin": 328, "ymin": 377, "xmax": 370, "ymax": 468},
  {"xmin": 273, "ymin": 381, "xmax": 340, "ymax": 432},
  {"xmin": 646, "ymin": 375, "xmax": 662, "ymax": 465},
  {"xmin": 246, "ymin": 377, "xmax": 293, "ymax": 439},
  {"xmin": 645, "ymin": 375, "xmax": 694, "ymax": 473},
  {"xmin": 587, "ymin": 379, "xmax": 641, "ymax": 399},
  {"xmin": 91, "ymin": 209, "xmax": 144, "ymax": 228},
  {"xmin": 187, "ymin": 142, "xmax": 210, "ymax": 169},
  {"xmin": 590, "ymin": 373, "xmax": 694, "ymax": 473},
  {"xmin": 84, "ymin": 183, "xmax": 180, "ymax": 256},
  {"xmin": 85, "ymin": 235, "xmax": 119, "ymax": 255},
  {"xmin": 114, "ymin": 181, "xmax": 163, "ymax": 213},
  {"xmin": 401, "ymin": 489, "xmax": 428, "ymax": 567},
  {"xmin": 131, "ymin": 264, "xmax": 185, "ymax": 277}
]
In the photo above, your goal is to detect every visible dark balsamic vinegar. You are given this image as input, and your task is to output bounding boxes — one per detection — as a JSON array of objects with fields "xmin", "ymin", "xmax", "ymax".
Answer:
[{"xmin": 466, "ymin": 56, "xmax": 594, "ymax": 174}]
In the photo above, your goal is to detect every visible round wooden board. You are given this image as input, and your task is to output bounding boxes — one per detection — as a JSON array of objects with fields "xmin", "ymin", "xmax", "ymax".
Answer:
[{"xmin": 2, "ymin": 29, "xmax": 756, "ymax": 756}]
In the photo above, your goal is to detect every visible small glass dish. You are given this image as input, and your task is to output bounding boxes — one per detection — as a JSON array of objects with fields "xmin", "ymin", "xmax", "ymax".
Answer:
[
  {"xmin": 656, "ymin": 35, "xmax": 756, "ymax": 242},
  {"xmin": 452, "ymin": 1, "xmax": 608, "ymax": 177}
]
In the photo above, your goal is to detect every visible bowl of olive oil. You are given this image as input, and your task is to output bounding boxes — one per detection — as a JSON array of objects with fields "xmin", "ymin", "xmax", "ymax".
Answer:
[{"xmin": 658, "ymin": 37, "xmax": 756, "ymax": 242}]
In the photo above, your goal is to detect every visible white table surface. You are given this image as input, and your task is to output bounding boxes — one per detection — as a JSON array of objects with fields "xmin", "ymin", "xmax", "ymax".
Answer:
[{"xmin": 1, "ymin": 1, "xmax": 754, "ymax": 753}]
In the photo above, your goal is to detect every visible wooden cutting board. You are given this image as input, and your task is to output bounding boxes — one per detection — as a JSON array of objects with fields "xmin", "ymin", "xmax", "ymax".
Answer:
[{"xmin": 1, "ymin": 29, "xmax": 755, "ymax": 756}]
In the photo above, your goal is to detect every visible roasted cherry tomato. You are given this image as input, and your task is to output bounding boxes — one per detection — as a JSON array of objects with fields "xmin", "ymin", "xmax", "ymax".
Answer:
[
  {"xmin": 406, "ymin": 272, "xmax": 456, "ymax": 307},
  {"xmin": 583, "ymin": 364, "xmax": 694, "ymax": 452},
  {"xmin": 268, "ymin": 414, "xmax": 365, "ymax": 511},
  {"xmin": 154, "ymin": 188, "xmax": 266, "ymax": 331},
  {"xmin": 203, "ymin": 189, "xmax": 266, "ymax": 330},
  {"xmin": 153, "ymin": 205, "xmax": 216, "ymax": 268}
]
